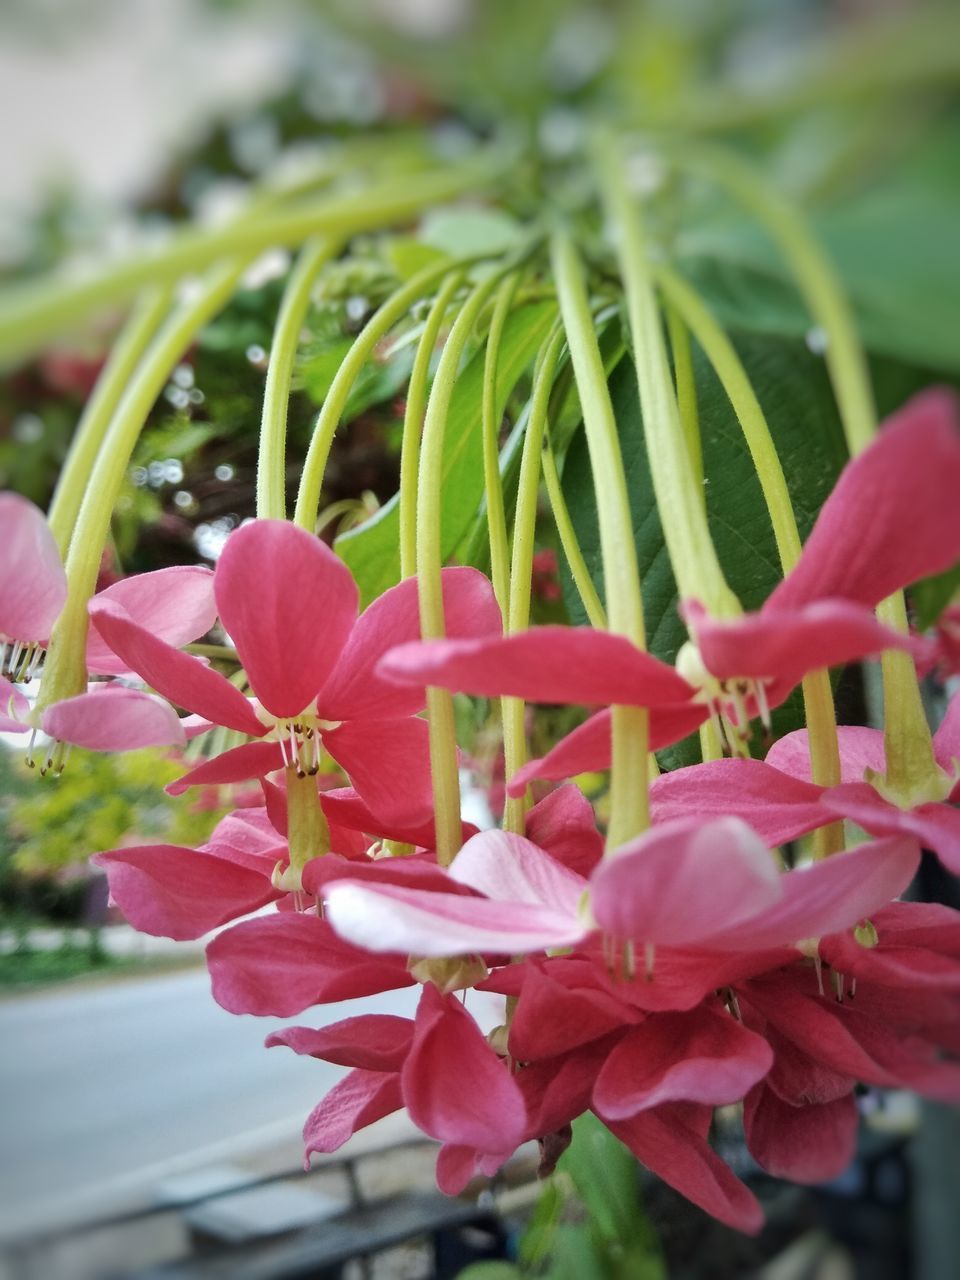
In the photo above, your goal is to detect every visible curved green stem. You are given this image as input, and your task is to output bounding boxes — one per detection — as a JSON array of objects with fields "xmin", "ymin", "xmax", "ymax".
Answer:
[
  {"xmin": 46, "ymin": 287, "xmax": 173, "ymax": 555},
  {"xmin": 398, "ymin": 271, "xmax": 465, "ymax": 578},
  {"xmin": 665, "ymin": 303, "xmax": 704, "ymax": 498},
  {"xmin": 481, "ymin": 273, "xmax": 522, "ymax": 617},
  {"xmin": 542, "ymin": 437, "xmax": 607, "ymax": 630},
  {"xmin": 257, "ymin": 237, "xmax": 339, "ymax": 520},
  {"xmin": 551, "ymin": 228, "xmax": 648, "ymax": 850},
  {"xmin": 293, "ymin": 257, "xmax": 463, "ymax": 532}
]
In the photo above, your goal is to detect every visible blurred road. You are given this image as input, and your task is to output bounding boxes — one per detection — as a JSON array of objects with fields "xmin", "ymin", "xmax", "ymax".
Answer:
[{"xmin": 0, "ymin": 967, "xmax": 419, "ymax": 1241}]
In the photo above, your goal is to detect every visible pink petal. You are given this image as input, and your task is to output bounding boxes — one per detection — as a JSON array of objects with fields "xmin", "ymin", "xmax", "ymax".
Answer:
[
  {"xmin": 91, "ymin": 844, "xmax": 277, "ymax": 940},
  {"xmin": 684, "ymin": 598, "xmax": 919, "ymax": 688},
  {"xmin": 265, "ymin": 1015, "xmax": 414, "ymax": 1071},
  {"xmin": 768, "ymin": 388, "xmax": 960, "ymax": 612},
  {"xmin": 743, "ymin": 1085, "xmax": 857, "ymax": 1184},
  {"xmin": 323, "ymin": 716, "xmax": 435, "ymax": 827},
  {"xmin": 0, "ymin": 675, "xmax": 30, "ymax": 732},
  {"xmin": 215, "ymin": 519, "xmax": 357, "ymax": 718},
  {"xmin": 590, "ymin": 817, "xmax": 782, "ymax": 947},
  {"xmin": 821, "ymin": 784, "xmax": 960, "ymax": 874},
  {"xmin": 302, "ymin": 852, "xmax": 469, "ymax": 899},
  {"xmin": 86, "ymin": 565, "xmax": 216, "ymax": 675},
  {"xmin": 933, "ymin": 691, "xmax": 960, "ymax": 775},
  {"xmin": 508, "ymin": 963, "xmax": 638, "ymax": 1062},
  {"xmin": 606, "ymin": 1104, "xmax": 764, "ymax": 1235},
  {"xmin": 593, "ymin": 1006, "xmax": 773, "ymax": 1117},
  {"xmin": 319, "ymin": 567, "xmax": 501, "ymax": 721},
  {"xmin": 206, "ymin": 913, "xmax": 414, "ymax": 1016},
  {"xmin": 324, "ymin": 880, "xmax": 587, "ymax": 957},
  {"xmin": 765, "ymin": 726, "xmax": 887, "ymax": 785},
  {"xmin": 379, "ymin": 626, "xmax": 694, "ymax": 707},
  {"xmin": 0, "ymin": 492, "xmax": 66, "ymax": 643},
  {"xmin": 525, "ymin": 785, "xmax": 604, "ymax": 877},
  {"xmin": 165, "ymin": 741, "xmax": 285, "ymax": 796},
  {"xmin": 319, "ymin": 786, "xmax": 477, "ymax": 851},
  {"xmin": 650, "ymin": 759, "xmax": 828, "ymax": 846},
  {"xmin": 449, "ymin": 830, "xmax": 587, "ymax": 913},
  {"xmin": 518, "ymin": 1039, "xmax": 616, "ymax": 1139},
  {"xmin": 42, "ymin": 686, "xmax": 186, "ymax": 750},
  {"xmin": 402, "ymin": 985, "xmax": 526, "ymax": 1151},
  {"xmin": 303, "ymin": 1070, "xmax": 404, "ymax": 1157},
  {"xmin": 90, "ymin": 599, "xmax": 265, "ymax": 736}
]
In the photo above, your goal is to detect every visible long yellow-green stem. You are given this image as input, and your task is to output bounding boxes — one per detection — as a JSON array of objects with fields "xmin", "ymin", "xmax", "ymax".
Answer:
[
  {"xmin": 551, "ymin": 228, "xmax": 648, "ymax": 850},
  {"xmin": 596, "ymin": 139, "xmax": 739, "ymax": 619},
  {"xmin": 481, "ymin": 273, "xmax": 522, "ymax": 617},
  {"xmin": 46, "ymin": 287, "xmax": 173, "ymax": 555},
  {"xmin": 398, "ymin": 272, "xmax": 465, "ymax": 578},
  {"xmin": 0, "ymin": 154, "xmax": 503, "ymax": 367},
  {"xmin": 502, "ymin": 326, "xmax": 566, "ymax": 834},
  {"xmin": 38, "ymin": 257, "xmax": 253, "ymax": 712},
  {"xmin": 257, "ymin": 237, "xmax": 339, "ymax": 520},
  {"xmin": 665, "ymin": 304, "xmax": 704, "ymax": 498},
  {"xmin": 418, "ymin": 274, "xmax": 506, "ymax": 864},
  {"xmin": 293, "ymin": 257, "xmax": 463, "ymax": 532},
  {"xmin": 542, "ymin": 437, "xmax": 607, "ymax": 630}
]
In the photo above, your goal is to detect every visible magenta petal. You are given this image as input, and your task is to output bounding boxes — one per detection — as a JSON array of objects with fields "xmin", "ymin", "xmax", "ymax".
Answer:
[
  {"xmin": 86, "ymin": 565, "xmax": 216, "ymax": 675},
  {"xmin": 323, "ymin": 716, "xmax": 434, "ymax": 827},
  {"xmin": 325, "ymin": 880, "xmax": 587, "ymax": 957},
  {"xmin": 303, "ymin": 1070, "xmax": 404, "ymax": 1157},
  {"xmin": 0, "ymin": 492, "xmax": 66, "ymax": 643},
  {"xmin": 821, "ymin": 784, "xmax": 960, "ymax": 874},
  {"xmin": 402, "ymin": 986, "xmax": 526, "ymax": 1151},
  {"xmin": 215, "ymin": 520, "xmax": 358, "ymax": 718},
  {"xmin": 591, "ymin": 817, "xmax": 782, "ymax": 947},
  {"xmin": 91, "ymin": 844, "xmax": 276, "ymax": 940},
  {"xmin": 607, "ymin": 1104, "xmax": 764, "ymax": 1235},
  {"xmin": 449, "ymin": 830, "xmax": 586, "ymax": 913},
  {"xmin": 0, "ymin": 675, "xmax": 30, "ymax": 732},
  {"xmin": 769, "ymin": 388, "xmax": 960, "ymax": 612},
  {"xmin": 42, "ymin": 687, "xmax": 186, "ymax": 751},
  {"xmin": 165, "ymin": 741, "xmax": 285, "ymax": 795},
  {"xmin": 206, "ymin": 913, "xmax": 414, "ymax": 1016},
  {"xmin": 765, "ymin": 726, "xmax": 887, "ymax": 785},
  {"xmin": 525, "ymin": 785, "xmax": 604, "ymax": 877},
  {"xmin": 90, "ymin": 599, "xmax": 265, "ymax": 736},
  {"xmin": 265, "ymin": 1015, "xmax": 414, "ymax": 1072},
  {"xmin": 379, "ymin": 626, "xmax": 694, "ymax": 707},
  {"xmin": 744, "ymin": 1085, "xmax": 857, "ymax": 1184},
  {"xmin": 651, "ymin": 759, "xmax": 829, "ymax": 847},
  {"xmin": 508, "ymin": 964, "xmax": 637, "ymax": 1062},
  {"xmin": 302, "ymin": 852, "xmax": 469, "ymax": 899},
  {"xmin": 933, "ymin": 692, "xmax": 960, "ymax": 775},
  {"xmin": 319, "ymin": 567, "xmax": 501, "ymax": 721},
  {"xmin": 594, "ymin": 1007, "xmax": 773, "ymax": 1118}
]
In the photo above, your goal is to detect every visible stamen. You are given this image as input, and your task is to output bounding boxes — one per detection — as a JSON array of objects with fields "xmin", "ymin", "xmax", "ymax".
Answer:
[
  {"xmin": 832, "ymin": 970, "xmax": 845, "ymax": 1003},
  {"xmin": 25, "ymin": 729, "xmax": 37, "ymax": 769},
  {"xmin": 813, "ymin": 953, "xmax": 824, "ymax": 997},
  {"xmin": 644, "ymin": 940, "xmax": 655, "ymax": 981}
]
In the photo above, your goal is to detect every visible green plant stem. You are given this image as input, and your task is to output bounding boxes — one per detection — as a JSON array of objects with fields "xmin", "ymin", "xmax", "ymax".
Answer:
[
  {"xmin": 293, "ymin": 257, "xmax": 462, "ymax": 532},
  {"xmin": 551, "ymin": 228, "xmax": 648, "ymax": 851},
  {"xmin": 502, "ymin": 326, "xmax": 566, "ymax": 835},
  {"xmin": 542, "ymin": 437, "xmax": 607, "ymax": 630},
  {"xmin": 257, "ymin": 237, "xmax": 339, "ymax": 520},
  {"xmin": 665, "ymin": 303, "xmax": 704, "ymax": 497},
  {"xmin": 596, "ymin": 138, "xmax": 739, "ymax": 618},
  {"xmin": 398, "ymin": 271, "xmax": 466, "ymax": 578},
  {"xmin": 0, "ymin": 156, "xmax": 502, "ymax": 368},
  {"xmin": 481, "ymin": 273, "xmax": 522, "ymax": 617},
  {"xmin": 46, "ymin": 287, "xmax": 173, "ymax": 556},
  {"xmin": 38, "ymin": 257, "xmax": 252, "ymax": 711},
  {"xmin": 418, "ymin": 274, "xmax": 505, "ymax": 865}
]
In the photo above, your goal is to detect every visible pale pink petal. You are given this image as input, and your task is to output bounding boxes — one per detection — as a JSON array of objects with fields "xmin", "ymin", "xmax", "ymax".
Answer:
[
  {"xmin": 821, "ymin": 784, "xmax": 960, "ymax": 874},
  {"xmin": 768, "ymin": 388, "xmax": 960, "ymax": 612},
  {"xmin": 650, "ymin": 759, "xmax": 828, "ymax": 846},
  {"xmin": 594, "ymin": 1006, "xmax": 773, "ymax": 1117},
  {"xmin": 90, "ymin": 599, "xmax": 265, "ymax": 735},
  {"xmin": 0, "ymin": 675, "xmax": 30, "ymax": 732},
  {"xmin": 42, "ymin": 687, "xmax": 186, "ymax": 751},
  {"xmin": 265, "ymin": 1015, "xmax": 414, "ymax": 1072},
  {"xmin": 165, "ymin": 741, "xmax": 285, "ymax": 796},
  {"xmin": 743, "ymin": 1085, "xmax": 857, "ymax": 1184},
  {"xmin": 91, "ymin": 844, "xmax": 277, "ymax": 939},
  {"xmin": 0, "ymin": 492, "xmax": 66, "ymax": 643},
  {"xmin": 324, "ymin": 880, "xmax": 587, "ymax": 956},
  {"xmin": 323, "ymin": 716, "xmax": 434, "ymax": 827},
  {"xmin": 86, "ymin": 565, "xmax": 216, "ymax": 675},
  {"xmin": 303, "ymin": 1070, "xmax": 404, "ymax": 1157},
  {"xmin": 449, "ymin": 829, "xmax": 586, "ymax": 913},
  {"xmin": 379, "ymin": 626, "xmax": 694, "ymax": 707},
  {"xmin": 765, "ymin": 726, "xmax": 887, "ymax": 785},
  {"xmin": 607, "ymin": 1104, "xmax": 764, "ymax": 1235},
  {"xmin": 402, "ymin": 985, "xmax": 526, "ymax": 1151},
  {"xmin": 591, "ymin": 817, "xmax": 782, "ymax": 947},
  {"xmin": 525, "ymin": 785, "xmax": 604, "ymax": 876},
  {"xmin": 215, "ymin": 519, "xmax": 358, "ymax": 718},
  {"xmin": 319, "ymin": 567, "xmax": 501, "ymax": 721}
]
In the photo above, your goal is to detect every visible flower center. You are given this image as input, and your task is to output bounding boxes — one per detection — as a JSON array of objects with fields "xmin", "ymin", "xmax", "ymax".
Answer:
[
  {"xmin": 269, "ymin": 712, "xmax": 342, "ymax": 777},
  {"xmin": 676, "ymin": 640, "xmax": 772, "ymax": 757},
  {"xmin": 0, "ymin": 637, "xmax": 45, "ymax": 683}
]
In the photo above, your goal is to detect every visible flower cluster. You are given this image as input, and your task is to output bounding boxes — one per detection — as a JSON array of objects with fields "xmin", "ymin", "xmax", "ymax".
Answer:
[{"xmin": 9, "ymin": 387, "xmax": 957, "ymax": 1236}]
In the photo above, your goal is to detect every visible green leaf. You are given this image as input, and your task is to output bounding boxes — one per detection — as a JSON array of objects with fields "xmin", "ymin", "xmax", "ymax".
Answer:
[
  {"xmin": 336, "ymin": 300, "xmax": 556, "ymax": 606},
  {"xmin": 454, "ymin": 1265, "xmax": 522, "ymax": 1280},
  {"xmin": 558, "ymin": 1114, "xmax": 641, "ymax": 1247},
  {"xmin": 420, "ymin": 207, "xmax": 526, "ymax": 259},
  {"xmin": 385, "ymin": 236, "xmax": 451, "ymax": 280},
  {"xmin": 913, "ymin": 562, "xmax": 960, "ymax": 631}
]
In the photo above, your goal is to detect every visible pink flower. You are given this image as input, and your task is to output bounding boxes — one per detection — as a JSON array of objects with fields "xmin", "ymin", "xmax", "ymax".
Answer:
[{"xmin": 89, "ymin": 518, "xmax": 501, "ymax": 823}]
